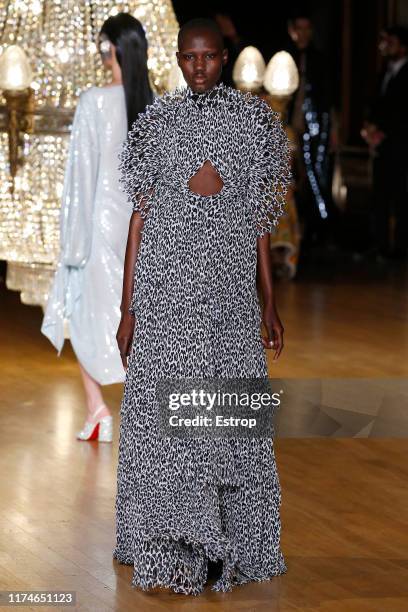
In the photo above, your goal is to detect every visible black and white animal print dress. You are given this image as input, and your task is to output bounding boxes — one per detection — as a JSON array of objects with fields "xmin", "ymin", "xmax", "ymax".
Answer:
[{"xmin": 114, "ymin": 82, "xmax": 291, "ymax": 595}]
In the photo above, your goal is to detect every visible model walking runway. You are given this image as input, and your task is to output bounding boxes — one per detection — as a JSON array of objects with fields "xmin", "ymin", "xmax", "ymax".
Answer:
[{"xmin": 113, "ymin": 20, "xmax": 290, "ymax": 593}]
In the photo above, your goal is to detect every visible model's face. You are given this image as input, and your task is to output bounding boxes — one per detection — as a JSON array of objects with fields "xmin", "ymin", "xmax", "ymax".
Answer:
[
  {"xmin": 176, "ymin": 29, "xmax": 228, "ymax": 92},
  {"xmin": 289, "ymin": 18, "xmax": 313, "ymax": 50}
]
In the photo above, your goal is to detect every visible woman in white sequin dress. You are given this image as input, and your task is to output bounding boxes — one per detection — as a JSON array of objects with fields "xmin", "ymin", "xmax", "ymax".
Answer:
[{"xmin": 41, "ymin": 14, "xmax": 153, "ymax": 441}]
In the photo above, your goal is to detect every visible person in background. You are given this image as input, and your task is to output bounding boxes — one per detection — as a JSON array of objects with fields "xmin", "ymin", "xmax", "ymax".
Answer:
[
  {"xmin": 361, "ymin": 26, "xmax": 408, "ymax": 261},
  {"xmin": 41, "ymin": 14, "xmax": 153, "ymax": 442},
  {"xmin": 213, "ymin": 12, "xmax": 245, "ymax": 87},
  {"xmin": 287, "ymin": 12, "xmax": 333, "ymax": 251}
]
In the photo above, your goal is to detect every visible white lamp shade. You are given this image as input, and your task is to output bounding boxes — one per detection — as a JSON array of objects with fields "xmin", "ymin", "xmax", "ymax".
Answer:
[
  {"xmin": 0, "ymin": 45, "xmax": 33, "ymax": 91},
  {"xmin": 167, "ymin": 63, "xmax": 187, "ymax": 91},
  {"xmin": 263, "ymin": 51, "xmax": 299, "ymax": 97},
  {"xmin": 232, "ymin": 46, "xmax": 265, "ymax": 91}
]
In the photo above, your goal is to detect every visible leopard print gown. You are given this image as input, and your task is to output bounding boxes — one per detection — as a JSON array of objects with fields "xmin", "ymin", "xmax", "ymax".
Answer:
[{"xmin": 113, "ymin": 82, "xmax": 291, "ymax": 595}]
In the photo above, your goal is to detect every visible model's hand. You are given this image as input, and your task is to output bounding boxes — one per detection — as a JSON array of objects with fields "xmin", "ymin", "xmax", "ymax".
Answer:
[
  {"xmin": 116, "ymin": 311, "xmax": 136, "ymax": 370},
  {"xmin": 261, "ymin": 302, "xmax": 284, "ymax": 361}
]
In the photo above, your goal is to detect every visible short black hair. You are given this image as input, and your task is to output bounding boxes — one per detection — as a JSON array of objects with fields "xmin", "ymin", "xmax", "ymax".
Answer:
[
  {"xmin": 288, "ymin": 12, "xmax": 312, "ymax": 27},
  {"xmin": 386, "ymin": 25, "xmax": 408, "ymax": 48},
  {"xmin": 178, "ymin": 18, "xmax": 224, "ymax": 50}
]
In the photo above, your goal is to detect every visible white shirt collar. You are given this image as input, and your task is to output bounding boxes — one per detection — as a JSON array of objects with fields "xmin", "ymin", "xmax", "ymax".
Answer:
[{"xmin": 389, "ymin": 56, "xmax": 408, "ymax": 76}]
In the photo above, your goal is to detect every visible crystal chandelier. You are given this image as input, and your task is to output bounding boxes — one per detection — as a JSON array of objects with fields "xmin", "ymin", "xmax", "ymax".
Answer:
[{"xmin": 0, "ymin": 0, "xmax": 179, "ymax": 307}]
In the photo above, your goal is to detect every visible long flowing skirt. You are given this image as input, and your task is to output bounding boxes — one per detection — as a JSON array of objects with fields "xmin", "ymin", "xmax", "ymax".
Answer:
[{"xmin": 113, "ymin": 301, "xmax": 286, "ymax": 594}]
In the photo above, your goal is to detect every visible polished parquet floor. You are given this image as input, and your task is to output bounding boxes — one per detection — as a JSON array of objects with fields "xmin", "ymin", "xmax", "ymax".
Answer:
[{"xmin": 1, "ymin": 255, "xmax": 408, "ymax": 611}]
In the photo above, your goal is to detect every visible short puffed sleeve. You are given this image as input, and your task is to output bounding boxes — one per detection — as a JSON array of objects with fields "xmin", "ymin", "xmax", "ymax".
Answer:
[
  {"xmin": 118, "ymin": 97, "xmax": 164, "ymax": 217},
  {"xmin": 248, "ymin": 98, "xmax": 292, "ymax": 237}
]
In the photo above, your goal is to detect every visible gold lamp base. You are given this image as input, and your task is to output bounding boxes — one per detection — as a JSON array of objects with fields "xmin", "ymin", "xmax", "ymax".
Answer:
[{"xmin": 4, "ymin": 88, "xmax": 35, "ymax": 188}]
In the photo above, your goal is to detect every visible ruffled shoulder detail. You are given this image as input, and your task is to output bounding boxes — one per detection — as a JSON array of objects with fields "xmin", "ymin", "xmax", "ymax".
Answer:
[
  {"xmin": 182, "ymin": 82, "xmax": 255, "ymax": 114},
  {"xmin": 244, "ymin": 95, "xmax": 292, "ymax": 237},
  {"xmin": 119, "ymin": 92, "xmax": 182, "ymax": 216}
]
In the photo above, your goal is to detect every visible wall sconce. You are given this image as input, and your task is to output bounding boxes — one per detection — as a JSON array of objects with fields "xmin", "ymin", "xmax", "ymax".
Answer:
[
  {"xmin": 262, "ymin": 51, "xmax": 299, "ymax": 117},
  {"xmin": 260, "ymin": 51, "xmax": 300, "ymax": 280},
  {"xmin": 264, "ymin": 51, "xmax": 299, "ymax": 97},
  {"xmin": 0, "ymin": 45, "xmax": 35, "ymax": 188},
  {"xmin": 232, "ymin": 45, "xmax": 265, "ymax": 92}
]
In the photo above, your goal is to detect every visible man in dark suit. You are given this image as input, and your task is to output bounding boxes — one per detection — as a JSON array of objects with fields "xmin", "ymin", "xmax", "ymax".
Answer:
[{"xmin": 362, "ymin": 26, "xmax": 408, "ymax": 260}]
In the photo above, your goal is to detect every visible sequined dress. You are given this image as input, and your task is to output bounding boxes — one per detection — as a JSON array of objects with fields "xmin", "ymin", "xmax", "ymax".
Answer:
[
  {"xmin": 114, "ymin": 82, "xmax": 291, "ymax": 594},
  {"xmin": 41, "ymin": 85, "xmax": 131, "ymax": 384}
]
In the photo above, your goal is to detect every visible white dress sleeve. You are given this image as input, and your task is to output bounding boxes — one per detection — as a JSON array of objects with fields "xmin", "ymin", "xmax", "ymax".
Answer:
[
  {"xmin": 60, "ymin": 90, "xmax": 100, "ymax": 266},
  {"xmin": 41, "ymin": 89, "xmax": 99, "ymax": 352}
]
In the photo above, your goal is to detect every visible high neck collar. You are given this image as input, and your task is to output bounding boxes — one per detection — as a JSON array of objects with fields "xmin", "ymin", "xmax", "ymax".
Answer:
[{"xmin": 185, "ymin": 81, "xmax": 225, "ymax": 99}]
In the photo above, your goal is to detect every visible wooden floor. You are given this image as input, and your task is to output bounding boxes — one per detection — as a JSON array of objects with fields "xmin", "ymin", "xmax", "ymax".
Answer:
[{"xmin": 1, "ymin": 256, "xmax": 408, "ymax": 611}]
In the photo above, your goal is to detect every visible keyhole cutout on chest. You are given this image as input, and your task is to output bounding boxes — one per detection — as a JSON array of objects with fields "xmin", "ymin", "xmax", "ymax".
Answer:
[{"xmin": 187, "ymin": 160, "xmax": 224, "ymax": 196}]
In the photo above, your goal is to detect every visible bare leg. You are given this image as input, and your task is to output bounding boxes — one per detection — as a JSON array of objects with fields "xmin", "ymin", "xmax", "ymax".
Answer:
[{"xmin": 78, "ymin": 362, "xmax": 111, "ymax": 423}]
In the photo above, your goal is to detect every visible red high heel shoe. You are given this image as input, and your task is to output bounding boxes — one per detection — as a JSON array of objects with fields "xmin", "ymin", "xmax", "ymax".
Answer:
[{"xmin": 76, "ymin": 405, "xmax": 113, "ymax": 442}]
